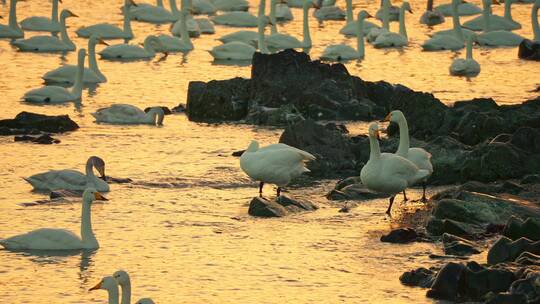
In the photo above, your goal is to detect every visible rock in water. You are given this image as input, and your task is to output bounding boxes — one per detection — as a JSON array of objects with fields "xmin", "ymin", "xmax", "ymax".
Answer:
[
  {"xmin": 487, "ymin": 236, "xmax": 540, "ymax": 265},
  {"xmin": 14, "ymin": 134, "xmax": 61, "ymax": 144},
  {"xmin": 399, "ymin": 267, "xmax": 436, "ymax": 288},
  {"xmin": 442, "ymin": 233, "xmax": 481, "ymax": 256},
  {"xmin": 0, "ymin": 111, "xmax": 79, "ymax": 134},
  {"xmin": 248, "ymin": 197, "xmax": 288, "ymax": 217},
  {"xmin": 503, "ymin": 217, "xmax": 540, "ymax": 241},
  {"xmin": 518, "ymin": 39, "xmax": 540, "ymax": 61},
  {"xmin": 380, "ymin": 228, "xmax": 418, "ymax": 244},
  {"xmin": 426, "ymin": 262, "xmax": 465, "ymax": 301}
]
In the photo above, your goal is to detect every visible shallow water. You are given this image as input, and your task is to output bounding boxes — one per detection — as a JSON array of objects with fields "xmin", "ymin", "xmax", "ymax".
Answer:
[{"xmin": 0, "ymin": 0, "xmax": 534, "ymax": 303}]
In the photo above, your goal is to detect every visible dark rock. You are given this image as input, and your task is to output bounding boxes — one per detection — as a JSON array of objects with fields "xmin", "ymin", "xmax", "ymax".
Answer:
[
  {"xmin": 334, "ymin": 176, "xmax": 361, "ymax": 191},
  {"xmin": 245, "ymin": 104, "xmax": 304, "ymax": 125},
  {"xmin": 232, "ymin": 150, "xmax": 245, "ymax": 157},
  {"xmin": 186, "ymin": 78, "xmax": 250, "ymax": 122},
  {"xmin": 487, "ymin": 236, "xmax": 540, "ymax": 265},
  {"xmin": 442, "ymin": 233, "xmax": 481, "ymax": 256},
  {"xmin": 518, "ymin": 39, "xmax": 540, "ymax": 61},
  {"xmin": 461, "ymin": 265, "xmax": 516, "ymax": 300},
  {"xmin": 399, "ymin": 267, "xmax": 436, "ymax": 288},
  {"xmin": 522, "ymin": 174, "xmax": 540, "ymax": 184},
  {"xmin": 277, "ymin": 195, "xmax": 318, "ymax": 212},
  {"xmin": 426, "ymin": 262, "xmax": 465, "ymax": 301},
  {"xmin": 144, "ymin": 106, "xmax": 172, "ymax": 115},
  {"xmin": 503, "ymin": 217, "xmax": 540, "ymax": 241},
  {"xmin": 459, "ymin": 181, "xmax": 500, "ymax": 194},
  {"xmin": 380, "ymin": 228, "xmax": 418, "ymax": 244},
  {"xmin": 248, "ymin": 197, "xmax": 288, "ymax": 217},
  {"xmin": 510, "ymin": 127, "xmax": 540, "ymax": 153},
  {"xmin": 171, "ymin": 104, "xmax": 186, "ymax": 113},
  {"xmin": 509, "ymin": 272, "xmax": 540, "ymax": 302},
  {"xmin": 426, "ymin": 217, "xmax": 480, "ymax": 237},
  {"xmin": 484, "ymin": 292, "xmax": 528, "ymax": 304},
  {"xmin": 514, "ymin": 252, "xmax": 540, "ymax": 266},
  {"xmin": 14, "ymin": 134, "xmax": 60, "ymax": 144},
  {"xmin": 500, "ymin": 181, "xmax": 526, "ymax": 195},
  {"xmin": 422, "ymin": 136, "xmax": 471, "ymax": 185},
  {"xmin": 327, "ymin": 183, "xmax": 387, "ymax": 201},
  {"xmin": 0, "ymin": 112, "xmax": 79, "ymax": 134}
]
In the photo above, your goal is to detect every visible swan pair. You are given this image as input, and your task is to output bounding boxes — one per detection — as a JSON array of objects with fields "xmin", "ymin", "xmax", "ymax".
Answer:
[
  {"xmin": 20, "ymin": 0, "xmax": 62, "ymax": 33},
  {"xmin": 475, "ymin": 0, "xmax": 525, "ymax": 46},
  {"xmin": 0, "ymin": 188, "xmax": 107, "ymax": 250},
  {"xmin": 240, "ymin": 140, "xmax": 315, "ymax": 197},
  {"xmin": 340, "ymin": 0, "xmax": 380, "ymax": 36},
  {"xmin": 361, "ymin": 120, "xmax": 431, "ymax": 215},
  {"xmin": 450, "ymin": 35, "xmax": 481, "ymax": 76},
  {"xmin": 12, "ymin": 9, "xmax": 77, "ymax": 52},
  {"xmin": 92, "ymin": 104, "xmax": 165, "ymax": 125},
  {"xmin": 99, "ymin": 35, "xmax": 167, "ymax": 60},
  {"xmin": 266, "ymin": 0, "xmax": 314, "ymax": 50},
  {"xmin": 24, "ymin": 156, "xmax": 110, "ymax": 192},
  {"xmin": 463, "ymin": 0, "xmax": 521, "ymax": 31},
  {"xmin": 372, "ymin": 1, "xmax": 412, "ymax": 48},
  {"xmin": 321, "ymin": 10, "xmax": 371, "ymax": 61},
  {"xmin": 22, "ymin": 48, "xmax": 86, "ymax": 103},
  {"xmin": 90, "ymin": 271, "xmax": 154, "ymax": 304},
  {"xmin": 0, "ymin": 0, "xmax": 23, "ymax": 39},
  {"xmin": 422, "ymin": 0, "xmax": 470, "ymax": 50},
  {"xmin": 77, "ymin": 0, "xmax": 136, "ymax": 42}
]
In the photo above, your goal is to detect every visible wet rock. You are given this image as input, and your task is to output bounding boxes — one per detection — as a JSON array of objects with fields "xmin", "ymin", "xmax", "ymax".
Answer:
[
  {"xmin": 14, "ymin": 134, "xmax": 60, "ymax": 144},
  {"xmin": 487, "ymin": 236, "xmax": 540, "ymax": 265},
  {"xmin": 503, "ymin": 217, "xmax": 540, "ymax": 241},
  {"xmin": 514, "ymin": 252, "xmax": 540, "ymax": 266},
  {"xmin": 327, "ymin": 183, "xmax": 387, "ymax": 201},
  {"xmin": 0, "ymin": 111, "xmax": 79, "ymax": 134},
  {"xmin": 277, "ymin": 195, "xmax": 318, "ymax": 212},
  {"xmin": 522, "ymin": 174, "xmax": 540, "ymax": 184},
  {"xmin": 186, "ymin": 78, "xmax": 250, "ymax": 122},
  {"xmin": 442, "ymin": 233, "xmax": 481, "ymax": 256},
  {"xmin": 509, "ymin": 272, "xmax": 540, "ymax": 302},
  {"xmin": 426, "ymin": 262, "xmax": 465, "ymax": 301},
  {"xmin": 484, "ymin": 292, "xmax": 528, "ymax": 304},
  {"xmin": 399, "ymin": 267, "xmax": 436, "ymax": 288},
  {"xmin": 422, "ymin": 136, "xmax": 471, "ymax": 185},
  {"xmin": 248, "ymin": 197, "xmax": 288, "ymax": 217},
  {"xmin": 380, "ymin": 228, "xmax": 418, "ymax": 244},
  {"xmin": 144, "ymin": 106, "xmax": 172, "ymax": 115},
  {"xmin": 426, "ymin": 217, "xmax": 480, "ymax": 237},
  {"xmin": 245, "ymin": 104, "xmax": 305, "ymax": 125},
  {"xmin": 335, "ymin": 176, "xmax": 361, "ymax": 191},
  {"xmin": 510, "ymin": 127, "xmax": 540, "ymax": 153},
  {"xmin": 171, "ymin": 104, "xmax": 186, "ymax": 113},
  {"xmin": 518, "ymin": 39, "xmax": 540, "ymax": 61},
  {"xmin": 462, "ymin": 267, "xmax": 516, "ymax": 300}
]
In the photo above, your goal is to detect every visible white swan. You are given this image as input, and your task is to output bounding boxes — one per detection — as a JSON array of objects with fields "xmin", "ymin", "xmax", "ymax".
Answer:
[
  {"xmin": 0, "ymin": 0, "xmax": 23, "ymax": 39},
  {"xmin": 12, "ymin": 9, "xmax": 77, "ymax": 52},
  {"xmin": 113, "ymin": 270, "xmax": 155, "ymax": 304},
  {"xmin": 420, "ymin": 0, "xmax": 445, "ymax": 26},
  {"xmin": 194, "ymin": 17, "xmax": 215, "ymax": 34},
  {"xmin": 373, "ymin": 1, "xmax": 411, "ymax": 48},
  {"xmin": 463, "ymin": 0, "xmax": 521, "ymax": 31},
  {"xmin": 129, "ymin": 0, "xmax": 175, "ymax": 24},
  {"xmin": 89, "ymin": 276, "xmax": 121, "ymax": 304},
  {"xmin": 213, "ymin": 0, "xmax": 249, "ymax": 12},
  {"xmin": 271, "ymin": 0, "xmax": 293, "ymax": 22},
  {"xmin": 360, "ymin": 122, "xmax": 430, "ymax": 215},
  {"xmin": 431, "ymin": 0, "xmax": 476, "ymax": 40},
  {"xmin": 20, "ymin": 0, "xmax": 62, "ymax": 33},
  {"xmin": 383, "ymin": 111, "xmax": 434, "ymax": 201},
  {"xmin": 218, "ymin": 30, "xmax": 259, "ymax": 46},
  {"xmin": 192, "ymin": 0, "xmax": 217, "ymax": 14},
  {"xmin": 266, "ymin": 0, "xmax": 313, "ymax": 50},
  {"xmin": 435, "ymin": 0, "xmax": 482, "ymax": 16},
  {"xmin": 211, "ymin": 11, "xmax": 263, "ymax": 27},
  {"xmin": 23, "ymin": 48, "xmax": 86, "ymax": 103},
  {"xmin": 76, "ymin": 0, "xmax": 135, "ymax": 42},
  {"xmin": 240, "ymin": 140, "xmax": 315, "ymax": 197},
  {"xmin": 99, "ymin": 35, "xmax": 166, "ymax": 60},
  {"xmin": 170, "ymin": 0, "xmax": 202, "ymax": 38},
  {"xmin": 43, "ymin": 36, "xmax": 108, "ymax": 84},
  {"xmin": 375, "ymin": 0, "xmax": 400, "ymax": 22},
  {"xmin": 450, "ymin": 35, "xmax": 481, "ymax": 76},
  {"xmin": 313, "ymin": 0, "xmax": 345, "ymax": 21},
  {"xmin": 367, "ymin": 0, "xmax": 390, "ymax": 42},
  {"xmin": 158, "ymin": 9, "xmax": 193, "ymax": 52},
  {"xmin": 422, "ymin": 0, "xmax": 466, "ymax": 50},
  {"xmin": 340, "ymin": 0, "xmax": 380, "ymax": 36},
  {"xmin": 476, "ymin": 0, "xmax": 525, "ymax": 46},
  {"xmin": 0, "ymin": 188, "xmax": 107, "ymax": 250},
  {"xmin": 321, "ymin": 10, "xmax": 370, "ymax": 61},
  {"xmin": 24, "ymin": 156, "xmax": 109, "ymax": 192},
  {"xmin": 92, "ymin": 104, "xmax": 165, "ymax": 125}
]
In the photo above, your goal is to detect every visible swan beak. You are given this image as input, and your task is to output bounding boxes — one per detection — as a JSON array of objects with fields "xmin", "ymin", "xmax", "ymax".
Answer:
[
  {"xmin": 491, "ymin": 0, "xmax": 500, "ymax": 4},
  {"xmin": 381, "ymin": 113, "xmax": 391, "ymax": 122},
  {"xmin": 139, "ymin": 43, "xmax": 145, "ymax": 47},
  {"xmin": 94, "ymin": 192, "xmax": 108, "ymax": 201},
  {"xmin": 408, "ymin": 8, "xmax": 413, "ymax": 13},
  {"xmin": 366, "ymin": 13, "xmax": 373, "ymax": 18},
  {"xmin": 89, "ymin": 281, "xmax": 102, "ymax": 291},
  {"xmin": 70, "ymin": 12, "xmax": 79, "ymax": 18},
  {"xmin": 59, "ymin": 0, "xmax": 62, "ymax": 3},
  {"xmin": 98, "ymin": 38, "xmax": 109, "ymax": 46}
]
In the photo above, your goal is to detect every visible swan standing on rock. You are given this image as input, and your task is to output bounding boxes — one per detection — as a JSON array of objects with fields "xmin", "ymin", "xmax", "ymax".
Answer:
[
  {"xmin": 24, "ymin": 156, "xmax": 109, "ymax": 192},
  {"xmin": 22, "ymin": 49, "xmax": 86, "ymax": 103},
  {"xmin": 77, "ymin": 0, "xmax": 136, "ymax": 42},
  {"xmin": 92, "ymin": 104, "xmax": 165, "ymax": 125},
  {"xmin": 0, "ymin": 188, "xmax": 107, "ymax": 250},
  {"xmin": 373, "ymin": 1, "xmax": 412, "ymax": 48},
  {"xmin": 12, "ymin": 9, "xmax": 77, "ymax": 52},
  {"xmin": 420, "ymin": 0, "xmax": 445, "ymax": 26},
  {"xmin": 518, "ymin": 0, "xmax": 540, "ymax": 60},
  {"xmin": 422, "ymin": 0, "xmax": 466, "ymax": 50},
  {"xmin": 360, "ymin": 123, "xmax": 430, "ymax": 215},
  {"xmin": 383, "ymin": 111, "xmax": 434, "ymax": 201},
  {"xmin": 450, "ymin": 35, "xmax": 481, "ymax": 76},
  {"xmin": 240, "ymin": 140, "xmax": 315, "ymax": 197},
  {"xmin": 20, "ymin": 0, "xmax": 62, "ymax": 33},
  {"xmin": 476, "ymin": 0, "xmax": 525, "ymax": 46},
  {"xmin": 43, "ymin": 36, "xmax": 108, "ymax": 84},
  {"xmin": 0, "ymin": 0, "xmax": 23, "ymax": 39},
  {"xmin": 321, "ymin": 10, "xmax": 371, "ymax": 61},
  {"xmin": 266, "ymin": 0, "xmax": 314, "ymax": 50},
  {"xmin": 463, "ymin": 0, "xmax": 521, "ymax": 31},
  {"xmin": 113, "ymin": 270, "xmax": 155, "ymax": 304},
  {"xmin": 99, "ymin": 35, "xmax": 167, "ymax": 60}
]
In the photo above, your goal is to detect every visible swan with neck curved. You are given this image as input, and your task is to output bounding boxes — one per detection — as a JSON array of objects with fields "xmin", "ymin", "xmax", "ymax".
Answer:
[
  {"xmin": 76, "ymin": 0, "xmax": 135, "ymax": 42},
  {"xmin": 23, "ymin": 48, "xmax": 86, "ymax": 103},
  {"xmin": 517, "ymin": 0, "xmax": 540, "ymax": 60},
  {"xmin": 0, "ymin": 188, "xmax": 107, "ymax": 250},
  {"xmin": 90, "ymin": 277, "xmax": 121, "ymax": 304},
  {"xmin": 360, "ymin": 122, "xmax": 430, "ymax": 215},
  {"xmin": 313, "ymin": 0, "xmax": 346, "ymax": 21},
  {"xmin": 434, "ymin": 0, "xmax": 482, "ymax": 16},
  {"xmin": 43, "ymin": 36, "xmax": 108, "ymax": 84},
  {"xmin": 240, "ymin": 140, "xmax": 315, "ymax": 197},
  {"xmin": 463, "ymin": 0, "xmax": 521, "ymax": 31},
  {"xmin": 450, "ymin": 35, "xmax": 481, "ymax": 76},
  {"xmin": 321, "ymin": 10, "xmax": 370, "ymax": 61},
  {"xmin": 24, "ymin": 156, "xmax": 109, "ymax": 192},
  {"xmin": 373, "ymin": 1, "xmax": 412, "ymax": 48},
  {"xmin": 20, "ymin": 0, "xmax": 62, "ymax": 33},
  {"xmin": 340, "ymin": 0, "xmax": 380, "ymax": 36},
  {"xmin": 12, "ymin": 9, "xmax": 77, "ymax": 52},
  {"xmin": 422, "ymin": 0, "xmax": 466, "ymax": 50},
  {"xmin": 476, "ymin": 0, "xmax": 525, "ymax": 46},
  {"xmin": 0, "ymin": 0, "xmax": 23, "ymax": 39},
  {"xmin": 420, "ymin": 0, "xmax": 445, "ymax": 26},
  {"xmin": 382, "ymin": 111, "xmax": 434, "ymax": 201},
  {"xmin": 266, "ymin": 0, "xmax": 313, "ymax": 50},
  {"xmin": 92, "ymin": 105, "xmax": 165, "ymax": 125},
  {"xmin": 113, "ymin": 270, "xmax": 155, "ymax": 304},
  {"xmin": 99, "ymin": 35, "xmax": 167, "ymax": 60}
]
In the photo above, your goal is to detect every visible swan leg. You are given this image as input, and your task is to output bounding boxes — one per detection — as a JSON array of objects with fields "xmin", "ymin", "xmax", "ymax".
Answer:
[
  {"xmin": 421, "ymin": 183, "xmax": 427, "ymax": 203},
  {"xmin": 386, "ymin": 196, "xmax": 395, "ymax": 215},
  {"xmin": 402, "ymin": 190, "xmax": 408, "ymax": 202},
  {"xmin": 277, "ymin": 187, "xmax": 281, "ymax": 197},
  {"xmin": 259, "ymin": 182, "xmax": 264, "ymax": 197}
]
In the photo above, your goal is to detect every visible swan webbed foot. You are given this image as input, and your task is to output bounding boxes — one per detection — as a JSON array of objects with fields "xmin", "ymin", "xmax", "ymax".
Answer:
[{"xmin": 386, "ymin": 196, "xmax": 395, "ymax": 215}]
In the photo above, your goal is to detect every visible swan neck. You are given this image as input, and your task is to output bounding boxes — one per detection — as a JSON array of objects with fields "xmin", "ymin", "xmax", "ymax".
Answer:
[
  {"xmin": 466, "ymin": 37, "xmax": 473, "ymax": 59},
  {"xmin": 452, "ymin": 2, "xmax": 464, "ymax": 40},
  {"xmin": 144, "ymin": 40, "xmax": 157, "ymax": 55},
  {"xmin": 120, "ymin": 281, "xmax": 131, "ymax": 304},
  {"xmin": 258, "ymin": 21, "xmax": 269, "ymax": 54},
  {"xmin": 88, "ymin": 40, "xmax": 103, "ymax": 79},
  {"xmin": 156, "ymin": 0, "xmax": 164, "ymax": 7},
  {"xmin": 382, "ymin": 0, "xmax": 390, "ymax": 30},
  {"xmin": 346, "ymin": 0, "xmax": 353, "ymax": 22},
  {"xmin": 503, "ymin": 0, "xmax": 512, "ymax": 20},
  {"xmin": 107, "ymin": 285, "xmax": 120, "ymax": 304},
  {"xmin": 59, "ymin": 14, "xmax": 73, "ymax": 47},
  {"xmin": 180, "ymin": 12, "xmax": 191, "ymax": 46},
  {"xmin": 123, "ymin": 1, "xmax": 133, "ymax": 38},
  {"xmin": 303, "ymin": 3, "xmax": 312, "ymax": 47},
  {"xmin": 9, "ymin": 0, "xmax": 20, "ymax": 30},
  {"xmin": 80, "ymin": 198, "xmax": 97, "ymax": 248},
  {"xmin": 52, "ymin": 0, "xmax": 59, "ymax": 23},
  {"xmin": 71, "ymin": 51, "xmax": 85, "ymax": 98},
  {"xmin": 357, "ymin": 17, "xmax": 365, "ymax": 58},
  {"xmin": 482, "ymin": 1, "xmax": 492, "ymax": 32},
  {"xmin": 399, "ymin": 6, "xmax": 407, "ymax": 39},
  {"xmin": 170, "ymin": 0, "xmax": 180, "ymax": 16},
  {"xmin": 533, "ymin": 4, "xmax": 540, "ymax": 41},
  {"xmin": 270, "ymin": 0, "xmax": 277, "ymax": 34},
  {"xmin": 396, "ymin": 117, "xmax": 410, "ymax": 157},
  {"xmin": 368, "ymin": 134, "xmax": 382, "ymax": 161}
]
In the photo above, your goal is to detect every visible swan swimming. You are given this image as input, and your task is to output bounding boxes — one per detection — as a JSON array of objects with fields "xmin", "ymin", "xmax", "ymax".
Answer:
[
  {"xmin": 375, "ymin": 0, "xmax": 400, "ymax": 22},
  {"xmin": 158, "ymin": 9, "xmax": 194, "ymax": 52},
  {"xmin": 476, "ymin": 0, "xmax": 525, "ymax": 46},
  {"xmin": 266, "ymin": 0, "xmax": 314, "ymax": 50},
  {"xmin": 22, "ymin": 48, "xmax": 86, "ymax": 103},
  {"xmin": 321, "ymin": 10, "xmax": 370, "ymax": 61},
  {"xmin": 92, "ymin": 104, "xmax": 165, "ymax": 125},
  {"xmin": 240, "ymin": 140, "xmax": 315, "ymax": 197},
  {"xmin": 422, "ymin": 0, "xmax": 466, "ymax": 51},
  {"xmin": 12, "ymin": 9, "xmax": 77, "ymax": 52},
  {"xmin": 99, "ymin": 35, "xmax": 167, "ymax": 60},
  {"xmin": 213, "ymin": 0, "xmax": 249, "ymax": 12},
  {"xmin": 192, "ymin": 0, "xmax": 217, "ymax": 15},
  {"xmin": 420, "ymin": 0, "xmax": 445, "ymax": 26},
  {"xmin": 43, "ymin": 35, "xmax": 108, "ymax": 84},
  {"xmin": 360, "ymin": 122, "xmax": 430, "ymax": 215},
  {"xmin": 313, "ymin": 0, "xmax": 346, "ymax": 21},
  {"xmin": 128, "ymin": 0, "xmax": 175, "ymax": 24},
  {"xmin": 269, "ymin": 0, "xmax": 293, "ymax": 24},
  {"xmin": 373, "ymin": 1, "xmax": 412, "ymax": 48},
  {"xmin": 0, "ymin": 188, "xmax": 107, "ymax": 250},
  {"xmin": 435, "ymin": 0, "xmax": 482, "ymax": 16},
  {"xmin": 383, "ymin": 111, "xmax": 434, "ymax": 201},
  {"xmin": 340, "ymin": 0, "xmax": 380, "ymax": 36},
  {"xmin": 113, "ymin": 270, "xmax": 155, "ymax": 304},
  {"xmin": 367, "ymin": 0, "xmax": 391, "ymax": 43},
  {"xmin": 0, "ymin": 0, "xmax": 23, "ymax": 39},
  {"xmin": 171, "ymin": 0, "xmax": 202, "ymax": 38},
  {"xmin": 20, "ymin": 0, "xmax": 62, "ymax": 33},
  {"xmin": 450, "ymin": 35, "xmax": 481, "ymax": 76},
  {"xmin": 24, "ymin": 156, "xmax": 109, "ymax": 192},
  {"xmin": 76, "ymin": 0, "xmax": 136, "ymax": 42},
  {"xmin": 463, "ymin": 0, "xmax": 521, "ymax": 31}
]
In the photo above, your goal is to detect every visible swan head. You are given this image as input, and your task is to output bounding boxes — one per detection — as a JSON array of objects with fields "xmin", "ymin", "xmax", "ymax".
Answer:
[
  {"xmin": 147, "ymin": 107, "xmax": 165, "ymax": 125},
  {"xmin": 89, "ymin": 276, "xmax": 117, "ymax": 292},
  {"xmin": 112, "ymin": 270, "xmax": 130, "ymax": 286},
  {"xmin": 90, "ymin": 156, "xmax": 106, "ymax": 178},
  {"xmin": 83, "ymin": 188, "xmax": 108, "ymax": 203},
  {"xmin": 401, "ymin": 1, "xmax": 413, "ymax": 13},
  {"xmin": 368, "ymin": 122, "xmax": 381, "ymax": 140},
  {"xmin": 89, "ymin": 35, "xmax": 109, "ymax": 47},
  {"xmin": 357, "ymin": 10, "xmax": 373, "ymax": 21},
  {"xmin": 136, "ymin": 299, "xmax": 156, "ymax": 304},
  {"xmin": 246, "ymin": 140, "xmax": 260, "ymax": 152},
  {"xmin": 143, "ymin": 35, "xmax": 167, "ymax": 54},
  {"xmin": 60, "ymin": 9, "xmax": 78, "ymax": 19},
  {"xmin": 383, "ymin": 110, "xmax": 405, "ymax": 123}
]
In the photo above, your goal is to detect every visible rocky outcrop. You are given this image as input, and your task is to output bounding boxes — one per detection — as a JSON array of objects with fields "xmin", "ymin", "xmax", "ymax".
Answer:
[
  {"xmin": 248, "ymin": 195, "xmax": 318, "ymax": 217},
  {"xmin": 0, "ymin": 112, "xmax": 79, "ymax": 135},
  {"xmin": 487, "ymin": 237, "xmax": 540, "ymax": 265},
  {"xmin": 503, "ymin": 217, "xmax": 540, "ymax": 241}
]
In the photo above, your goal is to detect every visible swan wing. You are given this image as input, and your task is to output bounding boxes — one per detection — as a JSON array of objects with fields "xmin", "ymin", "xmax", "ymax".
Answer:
[
  {"xmin": 373, "ymin": 32, "xmax": 407, "ymax": 48},
  {"xmin": 0, "ymin": 228, "xmax": 82, "ymax": 250},
  {"xmin": 20, "ymin": 17, "xmax": 61, "ymax": 32},
  {"xmin": 77, "ymin": 23, "xmax": 124, "ymax": 38},
  {"xmin": 266, "ymin": 33, "xmax": 302, "ymax": 49},
  {"xmin": 407, "ymin": 148, "xmax": 434, "ymax": 173},
  {"xmin": 321, "ymin": 44, "xmax": 358, "ymax": 60},
  {"xmin": 422, "ymin": 35, "xmax": 464, "ymax": 51},
  {"xmin": 259, "ymin": 144, "xmax": 315, "ymax": 161},
  {"xmin": 25, "ymin": 169, "xmax": 87, "ymax": 190},
  {"xmin": 99, "ymin": 44, "xmax": 148, "ymax": 59},
  {"xmin": 241, "ymin": 149, "xmax": 311, "ymax": 185},
  {"xmin": 12, "ymin": 36, "xmax": 67, "ymax": 51},
  {"xmin": 23, "ymin": 86, "xmax": 72, "ymax": 103},
  {"xmin": 43, "ymin": 65, "xmax": 100, "ymax": 83}
]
